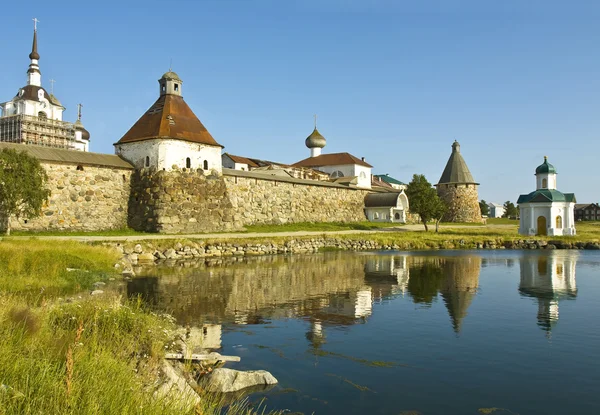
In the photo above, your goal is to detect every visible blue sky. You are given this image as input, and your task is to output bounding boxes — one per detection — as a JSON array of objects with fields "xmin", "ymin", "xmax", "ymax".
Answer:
[{"xmin": 2, "ymin": 0, "xmax": 599, "ymax": 203}]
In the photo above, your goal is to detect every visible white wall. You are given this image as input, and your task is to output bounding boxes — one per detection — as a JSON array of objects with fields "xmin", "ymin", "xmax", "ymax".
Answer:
[
  {"xmin": 116, "ymin": 138, "xmax": 222, "ymax": 173},
  {"xmin": 518, "ymin": 202, "xmax": 576, "ymax": 236},
  {"xmin": 317, "ymin": 163, "xmax": 372, "ymax": 189},
  {"xmin": 222, "ymin": 155, "xmax": 249, "ymax": 171},
  {"xmin": 536, "ymin": 173, "xmax": 557, "ymax": 190}
]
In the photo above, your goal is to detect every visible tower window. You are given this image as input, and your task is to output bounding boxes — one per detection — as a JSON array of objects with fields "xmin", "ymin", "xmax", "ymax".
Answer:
[
  {"xmin": 186, "ymin": 157, "xmax": 191, "ymax": 169},
  {"xmin": 38, "ymin": 111, "xmax": 47, "ymax": 120},
  {"xmin": 145, "ymin": 156, "xmax": 150, "ymax": 167},
  {"xmin": 542, "ymin": 178, "xmax": 547, "ymax": 188},
  {"xmin": 203, "ymin": 160, "xmax": 208, "ymax": 170},
  {"xmin": 174, "ymin": 83, "xmax": 179, "ymax": 91},
  {"xmin": 161, "ymin": 83, "xmax": 166, "ymax": 92}
]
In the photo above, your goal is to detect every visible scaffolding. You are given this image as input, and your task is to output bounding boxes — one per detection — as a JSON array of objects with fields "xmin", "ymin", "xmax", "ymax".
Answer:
[{"xmin": 0, "ymin": 114, "xmax": 77, "ymax": 150}]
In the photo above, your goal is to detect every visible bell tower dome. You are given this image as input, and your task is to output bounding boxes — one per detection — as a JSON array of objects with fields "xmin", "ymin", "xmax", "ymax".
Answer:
[{"xmin": 159, "ymin": 71, "xmax": 182, "ymax": 96}]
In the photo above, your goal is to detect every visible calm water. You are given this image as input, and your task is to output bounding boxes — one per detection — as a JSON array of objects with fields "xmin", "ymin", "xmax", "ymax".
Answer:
[{"xmin": 128, "ymin": 250, "xmax": 600, "ymax": 415}]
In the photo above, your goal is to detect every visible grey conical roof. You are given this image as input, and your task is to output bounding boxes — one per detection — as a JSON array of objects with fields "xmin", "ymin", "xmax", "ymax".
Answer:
[{"xmin": 437, "ymin": 141, "xmax": 478, "ymax": 185}]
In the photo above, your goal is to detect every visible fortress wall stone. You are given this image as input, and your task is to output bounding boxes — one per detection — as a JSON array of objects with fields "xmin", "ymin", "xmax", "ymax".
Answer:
[
  {"xmin": 9, "ymin": 161, "xmax": 132, "ymax": 231},
  {"xmin": 127, "ymin": 169, "xmax": 371, "ymax": 234},
  {"xmin": 437, "ymin": 184, "xmax": 482, "ymax": 223},
  {"xmin": 223, "ymin": 173, "xmax": 370, "ymax": 226}
]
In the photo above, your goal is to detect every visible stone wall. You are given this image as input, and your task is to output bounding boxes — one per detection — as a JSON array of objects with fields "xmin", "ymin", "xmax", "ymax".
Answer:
[
  {"xmin": 9, "ymin": 161, "xmax": 132, "ymax": 232},
  {"xmin": 437, "ymin": 184, "xmax": 482, "ymax": 223},
  {"xmin": 128, "ymin": 168, "xmax": 241, "ymax": 233},
  {"xmin": 223, "ymin": 170, "xmax": 370, "ymax": 226},
  {"xmin": 127, "ymin": 168, "xmax": 372, "ymax": 234}
]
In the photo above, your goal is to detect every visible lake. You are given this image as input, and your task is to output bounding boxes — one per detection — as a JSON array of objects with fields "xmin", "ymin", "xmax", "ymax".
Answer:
[{"xmin": 128, "ymin": 250, "xmax": 600, "ymax": 415}]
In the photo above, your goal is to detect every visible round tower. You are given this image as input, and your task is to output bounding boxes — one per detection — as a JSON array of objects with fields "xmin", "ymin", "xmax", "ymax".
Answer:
[
  {"xmin": 435, "ymin": 140, "xmax": 482, "ymax": 223},
  {"xmin": 535, "ymin": 156, "xmax": 557, "ymax": 190}
]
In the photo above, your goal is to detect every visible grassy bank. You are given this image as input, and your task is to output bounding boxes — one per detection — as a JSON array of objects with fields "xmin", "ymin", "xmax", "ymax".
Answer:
[{"xmin": 0, "ymin": 241, "xmax": 280, "ymax": 415}]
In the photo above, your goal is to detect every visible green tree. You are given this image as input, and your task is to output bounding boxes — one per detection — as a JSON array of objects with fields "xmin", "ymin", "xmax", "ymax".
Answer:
[
  {"xmin": 0, "ymin": 148, "xmax": 50, "ymax": 235},
  {"xmin": 479, "ymin": 200, "xmax": 490, "ymax": 216},
  {"xmin": 503, "ymin": 201, "xmax": 518, "ymax": 219},
  {"xmin": 406, "ymin": 174, "xmax": 447, "ymax": 232}
]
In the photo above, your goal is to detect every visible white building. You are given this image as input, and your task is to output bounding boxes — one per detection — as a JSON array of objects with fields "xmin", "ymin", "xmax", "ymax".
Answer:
[
  {"xmin": 364, "ymin": 192, "xmax": 409, "ymax": 223},
  {"xmin": 292, "ymin": 126, "xmax": 372, "ymax": 189},
  {"xmin": 517, "ymin": 157, "xmax": 576, "ymax": 236},
  {"xmin": 488, "ymin": 202, "xmax": 505, "ymax": 218},
  {"xmin": 0, "ymin": 20, "xmax": 90, "ymax": 151},
  {"xmin": 115, "ymin": 71, "xmax": 223, "ymax": 172}
]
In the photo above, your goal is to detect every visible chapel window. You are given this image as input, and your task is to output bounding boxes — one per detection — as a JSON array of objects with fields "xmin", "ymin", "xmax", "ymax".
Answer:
[
  {"xmin": 186, "ymin": 157, "xmax": 191, "ymax": 169},
  {"xmin": 556, "ymin": 216, "xmax": 563, "ymax": 228},
  {"xmin": 203, "ymin": 160, "xmax": 209, "ymax": 170},
  {"xmin": 542, "ymin": 178, "xmax": 547, "ymax": 188}
]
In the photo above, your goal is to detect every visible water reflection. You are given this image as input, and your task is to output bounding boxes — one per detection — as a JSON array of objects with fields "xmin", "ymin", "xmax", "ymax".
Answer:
[
  {"xmin": 519, "ymin": 251, "xmax": 578, "ymax": 335},
  {"xmin": 127, "ymin": 253, "xmax": 485, "ymax": 335}
]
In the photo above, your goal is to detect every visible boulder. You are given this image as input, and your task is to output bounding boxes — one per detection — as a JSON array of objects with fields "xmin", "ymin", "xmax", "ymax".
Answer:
[
  {"xmin": 134, "ymin": 244, "xmax": 143, "ymax": 254},
  {"xmin": 203, "ymin": 368, "xmax": 278, "ymax": 393}
]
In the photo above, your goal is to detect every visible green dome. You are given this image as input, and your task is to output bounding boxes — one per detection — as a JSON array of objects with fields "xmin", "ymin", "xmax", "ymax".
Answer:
[{"xmin": 535, "ymin": 156, "xmax": 556, "ymax": 174}]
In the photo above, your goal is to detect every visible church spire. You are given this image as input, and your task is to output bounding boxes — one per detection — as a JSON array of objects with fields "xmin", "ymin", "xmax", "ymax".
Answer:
[{"xmin": 27, "ymin": 18, "xmax": 41, "ymax": 87}]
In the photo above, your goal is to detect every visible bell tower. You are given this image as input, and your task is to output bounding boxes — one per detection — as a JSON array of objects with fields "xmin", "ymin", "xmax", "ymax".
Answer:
[{"xmin": 159, "ymin": 71, "xmax": 183, "ymax": 96}]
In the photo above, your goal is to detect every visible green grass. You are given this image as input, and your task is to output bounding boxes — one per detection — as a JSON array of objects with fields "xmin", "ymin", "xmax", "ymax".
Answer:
[
  {"xmin": 486, "ymin": 218, "xmax": 520, "ymax": 225},
  {"xmin": 0, "ymin": 240, "xmax": 120, "ymax": 300},
  {"xmin": 0, "ymin": 241, "xmax": 282, "ymax": 415},
  {"xmin": 244, "ymin": 221, "xmax": 400, "ymax": 233}
]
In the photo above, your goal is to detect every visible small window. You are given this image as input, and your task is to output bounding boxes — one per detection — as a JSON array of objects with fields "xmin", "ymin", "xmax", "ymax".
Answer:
[
  {"xmin": 174, "ymin": 83, "xmax": 179, "ymax": 91},
  {"xmin": 38, "ymin": 111, "xmax": 47, "ymax": 120},
  {"xmin": 161, "ymin": 83, "xmax": 166, "ymax": 92},
  {"xmin": 556, "ymin": 216, "xmax": 563, "ymax": 228},
  {"xmin": 374, "ymin": 212, "xmax": 379, "ymax": 219},
  {"xmin": 145, "ymin": 156, "xmax": 150, "ymax": 167},
  {"xmin": 395, "ymin": 212, "xmax": 400, "ymax": 220},
  {"xmin": 359, "ymin": 171, "xmax": 366, "ymax": 179},
  {"xmin": 203, "ymin": 160, "xmax": 208, "ymax": 170},
  {"xmin": 186, "ymin": 157, "xmax": 191, "ymax": 169},
  {"xmin": 76, "ymin": 165, "xmax": 84, "ymax": 171},
  {"xmin": 542, "ymin": 178, "xmax": 547, "ymax": 188}
]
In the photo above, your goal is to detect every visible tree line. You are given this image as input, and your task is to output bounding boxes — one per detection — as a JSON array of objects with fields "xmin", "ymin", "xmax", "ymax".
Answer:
[{"xmin": 479, "ymin": 200, "xmax": 518, "ymax": 218}]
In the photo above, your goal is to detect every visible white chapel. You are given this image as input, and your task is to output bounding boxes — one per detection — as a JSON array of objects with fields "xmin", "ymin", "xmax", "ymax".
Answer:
[{"xmin": 517, "ymin": 157, "xmax": 576, "ymax": 236}]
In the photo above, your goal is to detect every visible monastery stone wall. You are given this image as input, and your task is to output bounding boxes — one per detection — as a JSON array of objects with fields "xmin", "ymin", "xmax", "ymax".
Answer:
[
  {"xmin": 437, "ymin": 184, "xmax": 482, "ymax": 223},
  {"xmin": 223, "ymin": 172, "xmax": 369, "ymax": 226},
  {"xmin": 8, "ymin": 162, "xmax": 132, "ymax": 232},
  {"xmin": 128, "ymin": 169, "xmax": 241, "ymax": 234},
  {"xmin": 127, "ymin": 168, "xmax": 370, "ymax": 234}
]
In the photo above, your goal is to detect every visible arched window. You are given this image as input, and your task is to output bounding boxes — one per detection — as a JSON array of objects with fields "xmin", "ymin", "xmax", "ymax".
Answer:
[
  {"xmin": 374, "ymin": 212, "xmax": 379, "ymax": 220},
  {"xmin": 556, "ymin": 216, "xmax": 563, "ymax": 228},
  {"xmin": 395, "ymin": 212, "xmax": 401, "ymax": 220},
  {"xmin": 38, "ymin": 111, "xmax": 47, "ymax": 120},
  {"xmin": 330, "ymin": 170, "xmax": 344, "ymax": 178},
  {"xmin": 76, "ymin": 165, "xmax": 84, "ymax": 171},
  {"xmin": 203, "ymin": 160, "xmax": 209, "ymax": 170},
  {"xmin": 186, "ymin": 157, "xmax": 191, "ymax": 169},
  {"xmin": 542, "ymin": 178, "xmax": 547, "ymax": 188},
  {"xmin": 359, "ymin": 171, "xmax": 366, "ymax": 179},
  {"xmin": 145, "ymin": 156, "xmax": 150, "ymax": 167}
]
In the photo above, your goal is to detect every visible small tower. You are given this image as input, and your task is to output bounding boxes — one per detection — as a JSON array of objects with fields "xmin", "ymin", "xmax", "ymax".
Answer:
[
  {"xmin": 535, "ymin": 156, "xmax": 557, "ymax": 190},
  {"xmin": 115, "ymin": 71, "xmax": 223, "ymax": 172},
  {"xmin": 305, "ymin": 116, "xmax": 326, "ymax": 157},
  {"xmin": 435, "ymin": 140, "xmax": 482, "ymax": 223},
  {"xmin": 159, "ymin": 71, "xmax": 182, "ymax": 96},
  {"xmin": 73, "ymin": 104, "xmax": 90, "ymax": 152}
]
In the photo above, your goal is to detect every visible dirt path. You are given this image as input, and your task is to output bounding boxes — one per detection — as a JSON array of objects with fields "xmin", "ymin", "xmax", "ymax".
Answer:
[{"xmin": 5, "ymin": 224, "xmax": 516, "ymax": 242}]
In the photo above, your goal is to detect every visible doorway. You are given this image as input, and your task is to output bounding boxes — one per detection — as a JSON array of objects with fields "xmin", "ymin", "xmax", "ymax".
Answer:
[{"xmin": 537, "ymin": 216, "xmax": 547, "ymax": 236}]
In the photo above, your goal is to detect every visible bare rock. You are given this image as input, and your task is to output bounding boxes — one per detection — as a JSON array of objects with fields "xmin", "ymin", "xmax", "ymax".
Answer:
[
  {"xmin": 134, "ymin": 244, "xmax": 143, "ymax": 254},
  {"xmin": 203, "ymin": 368, "xmax": 278, "ymax": 393},
  {"xmin": 138, "ymin": 253, "xmax": 156, "ymax": 262},
  {"xmin": 90, "ymin": 290, "xmax": 104, "ymax": 296}
]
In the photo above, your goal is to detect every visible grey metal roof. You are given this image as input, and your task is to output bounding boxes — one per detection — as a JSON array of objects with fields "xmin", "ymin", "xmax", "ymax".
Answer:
[
  {"xmin": 437, "ymin": 141, "xmax": 478, "ymax": 185},
  {"xmin": 0, "ymin": 142, "xmax": 134, "ymax": 169},
  {"xmin": 364, "ymin": 192, "xmax": 403, "ymax": 208}
]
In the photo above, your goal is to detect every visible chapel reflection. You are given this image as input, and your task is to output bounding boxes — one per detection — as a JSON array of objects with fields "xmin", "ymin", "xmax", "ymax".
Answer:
[{"xmin": 518, "ymin": 251, "xmax": 578, "ymax": 336}]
